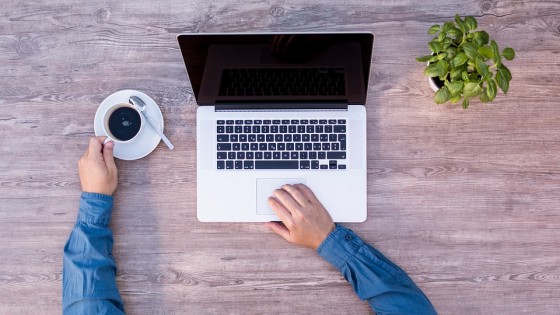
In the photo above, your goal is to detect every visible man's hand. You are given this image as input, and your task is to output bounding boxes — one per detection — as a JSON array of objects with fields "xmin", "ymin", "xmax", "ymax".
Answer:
[
  {"xmin": 264, "ymin": 184, "xmax": 336, "ymax": 249},
  {"xmin": 78, "ymin": 137, "xmax": 118, "ymax": 196}
]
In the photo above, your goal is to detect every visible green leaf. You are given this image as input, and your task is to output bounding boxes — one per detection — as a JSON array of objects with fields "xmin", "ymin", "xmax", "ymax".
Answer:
[
  {"xmin": 455, "ymin": 14, "xmax": 466, "ymax": 33},
  {"xmin": 464, "ymin": 16, "xmax": 478, "ymax": 31},
  {"xmin": 463, "ymin": 42, "xmax": 480, "ymax": 60},
  {"xmin": 442, "ymin": 22, "xmax": 455, "ymax": 32},
  {"xmin": 502, "ymin": 47, "xmax": 515, "ymax": 60},
  {"xmin": 463, "ymin": 82, "xmax": 483, "ymax": 97},
  {"xmin": 480, "ymin": 89, "xmax": 491, "ymax": 103},
  {"xmin": 446, "ymin": 47, "xmax": 457, "ymax": 55},
  {"xmin": 424, "ymin": 64, "xmax": 440, "ymax": 77},
  {"xmin": 437, "ymin": 31, "xmax": 446, "ymax": 42},
  {"xmin": 437, "ymin": 59, "xmax": 449, "ymax": 78},
  {"xmin": 446, "ymin": 81, "xmax": 464, "ymax": 95},
  {"xmin": 474, "ymin": 31, "xmax": 489, "ymax": 45},
  {"xmin": 437, "ymin": 53, "xmax": 447, "ymax": 60},
  {"xmin": 416, "ymin": 55, "xmax": 433, "ymax": 62},
  {"xmin": 451, "ymin": 52, "xmax": 468, "ymax": 67},
  {"xmin": 450, "ymin": 67, "xmax": 463, "ymax": 80},
  {"xmin": 429, "ymin": 41, "xmax": 442, "ymax": 54},
  {"xmin": 428, "ymin": 24, "xmax": 441, "ymax": 34},
  {"xmin": 478, "ymin": 46, "xmax": 494, "ymax": 60},
  {"xmin": 491, "ymin": 40, "xmax": 500, "ymax": 62},
  {"xmin": 496, "ymin": 70, "xmax": 510, "ymax": 93},
  {"xmin": 487, "ymin": 78, "xmax": 497, "ymax": 101},
  {"xmin": 448, "ymin": 27, "xmax": 463, "ymax": 38},
  {"xmin": 429, "ymin": 55, "xmax": 439, "ymax": 62},
  {"xmin": 462, "ymin": 71, "xmax": 469, "ymax": 81},
  {"xmin": 462, "ymin": 97, "xmax": 470, "ymax": 109},
  {"xmin": 450, "ymin": 93, "xmax": 462, "ymax": 103},
  {"xmin": 475, "ymin": 57, "xmax": 489, "ymax": 76},
  {"xmin": 499, "ymin": 65, "xmax": 512, "ymax": 81},
  {"xmin": 434, "ymin": 86, "xmax": 451, "ymax": 104}
]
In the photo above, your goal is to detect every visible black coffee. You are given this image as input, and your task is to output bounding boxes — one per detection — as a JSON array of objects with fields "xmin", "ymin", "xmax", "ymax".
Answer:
[{"xmin": 108, "ymin": 106, "xmax": 141, "ymax": 141}]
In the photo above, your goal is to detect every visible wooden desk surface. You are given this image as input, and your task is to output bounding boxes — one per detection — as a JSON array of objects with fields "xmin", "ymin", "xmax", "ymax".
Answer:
[{"xmin": 1, "ymin": 0, "xmax": 560, "ymax": 314}]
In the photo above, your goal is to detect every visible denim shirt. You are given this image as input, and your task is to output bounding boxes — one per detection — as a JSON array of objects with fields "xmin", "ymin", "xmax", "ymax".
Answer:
[{"xmin": 63, "ymin": 193, "xmax": 437, "ymax": 315}]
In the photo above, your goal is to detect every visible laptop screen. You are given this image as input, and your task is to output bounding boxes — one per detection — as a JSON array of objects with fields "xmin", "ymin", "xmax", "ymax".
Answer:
[{"xmin": 177, "ymin": 33, "xmax": 374, "ymax": 106}]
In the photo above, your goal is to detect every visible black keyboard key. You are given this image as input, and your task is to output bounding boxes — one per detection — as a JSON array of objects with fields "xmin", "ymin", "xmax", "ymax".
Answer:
[
  {"xmin": 293, "ymin": 134, "xmax": 301, "ymax": 142},
  {"xmin": 235, "ymin": 161, "xmax": 242, "ymax": 169},
  {"xmin": 291, "ymin": 120, "xmax": 299, "ymax": 124},
  {"xmin": 338, "ymin": 134, "xmax": 346, "ymax": 141},
  {"xmin": 266, "ymin": 135, "xmax": 274, "ymax": 142},
  {"xmin": 320, "ymin": 165, "xmax": 328, "ymax": 169},
  {"xmin": 278, "ymin": 143, "xmax": 285, "ymax": 150},
  {"xmin": 334, "ymin": 125, "xmax": 346, "ymax": 133},
  {"xmin": 268, "ymin": 143, "xmax": 277, "ymax": 151},
  {"xmin": 300, "ymin": 152, "xmax": 308, "ymax": 159},
  {"xmin": 228, "ymin": 152, "xmax": 235, "ymax": 159},
  {"xmin": 235, "ymin": 120, "xmax": 243, "ymax": 125},
  {"xmin": 273, "ymin": 120, "xmax": 281, "ymax": 124},
  {"xmin": 329, "ymin": 134, "xmax": 337, "ymax": 142},
  {"xmin": 217, "ymin": 126, "xmax": 225, "ymax": 133},
  {"xmin": 284, "ymin": 134, "xmax": 292, "ymax": 142},
  {"xmin": 271, "ymin": 126, "xmax": 279, "ymax": 133},
  {"xmin": 289, "ymin": 126, "xmax": 296, "ymax": 133},
  {"xmin": 306, "ymin": 125, "xmax": 314, "ymax": 133},
  {"xmin": 298, "ymin": 125, "xmax": 305, "ymax": 133},
  {"xmin": 259, "ymin": 143, "xmax": 267, "ymax": 151},
  {"xmin": 332, "ymin": 143, "xmax": 340, "ymax": 150},
  {"xmin": 237, "ymin": 152, "xmax": 245, "ymax": 159},
  {"xmin": 246, "ymin": 152, "xmax": 254, "ymax": 159},
  {"xmin": 282, "ymin": 119, "xmax": 290, "ymax": 124},
  {"xmin": 310, "ymin": 120, "xmax": 318, "ymax": 124},
  {"xmin": 309, "ymin": 152, "xmax": 317, "ymax": 159},
  {"xmin": 291, "ymin": 152, "xmax": 298, "ymax": 159},
  {"xmin": 302, "ymin": 134, "xmax": 310, "ymax": 142},
  {"xmin": 244, "ymin": 126, "xmax": 251, "ymax": 133},
  {"xmin": 299, "ymin": 161, "xmax": 310, "ymax": 169},
  {"xmin": 217, "ymin": 135, "xmax": 229, "ymax": 142},
  {"xmin": 233, "ymin": 143, "xmax": 241, "ymax": 151},
  {"xmin": 287, "ymin": 143, "xmax": 294, "ymax": 150},
  {"xmin": 329, "ymin": 160, "xmax": 337, "ymax": 169},
  {"xmin": 273, "ymin": 152, "xmax": 281, "ymax": 159},
  {"xmin": 244, "ymin": 161, "xmax": 254, "ymax": 169},
  {"xmin": 312, "ymin": 160, "xmax": 320, "ymax": 169},
  {"xmin": 340, "ymin": 141, "xmax": 346, "ymax": 150},
  {"xmin": 262, "ymin": 126, "xmax": 270, "ymax": 133},
  {"xmin": 319, "ymin": 119, "xmax": 327, "ymax": 124},
  {"xmin": 301, "ymin": 120, "xmax": 309, "ymax": 124},
  {"xmin": 304, "ymin": 143, "xmax": 312, "ymax": 151},
  {"xmin": 226, "ymin": 161, "xmax": 234, "ymax": 169},
  {"xmin": 264, "ymin": 152, "xmax": 272, "ymax": 159},
  {"xmin": 251, "ymin": 143, "xmax": 258, "ymax": 151},
  {"xmin": 240, "ymin": 135, "xmax": 247, "ymax": 142},
  {"xmin": 257, "ymin": 134, "xmax": 265, "ymax": 142},
  {"xmin": 226, "ymin": 126, "xmax": 233, "ymax": 133},
  {"xmin": 295, "ymin": 143, "xmax": 303, "ymax": 150},
  {"xmin": 242, "ymin": 143, "xmax": 250, "ymax": 151},
  {"xmin": 316, "ymin": 125, "xmax": 324, "ymax": 133},
  {"xmin": 217, "ymin": 120, "xmax": 225, "ymax": 125},
  {"xmin": 235, "ymin": 126, "xmax": 242, "ymax": 133},
  {"xmin": 338, "ymin": 164, "xmax": 346, "ymax": 169},
  {"xmin": 230, "ymin": 135, "xmax": 238, "ymax": 142},
  {"xmin": 320, "ymin": 134, "xmax": 328, "ymax": 141},
  {"xmin": 244, "ymin": 120, "xmax": 253, "ymax": 124},
  {"xmin": 280, "ymin": 125, "xmax": 287, "ymax": 133},
  {"xmin": 254, "ymin": 120, "xmax": 262, "ymax": 124},
  {"xmin": 217, "ymin": 143, "xmax": 231, "ymax": 151},
  {"xmin": 322, "ymin": 143, "xmax": 330, "ymax": 150},
  {"xmin": 325, "ymin": 125, "xmax": 333, "ymax": 133},
  {"xmin": 282, "ymin": 152, "xmax": 290, "ymax": 159},
  {"xmin": 328, "ymin": 119, "xmax": 336, "ymax": 124},
  {"xmin": 255, "ymin": 152, "xmax": 263, "ymax": 159},
  {"xmin": 338, "ymin": 119, "xmax": 346, "ymax": 124},
  {"xmin": 255, "ymin": 161, "xmax": 298, "ymax": 169},
  {"xmin": 313, "ymin": 143, "xmax": 321, "ymax": 150},
  {"xmin": 275, "ymin": 134, "xmax": 283, "ymax": 142},
  {"xmin": 217, "ymin": 152, "xmax": 227, "ymax": 159},
  {"xmin": 253, "ymin": 126, "xmax": 260, "ymax": 133},
  {"xmin": 226, "ymin": 120, "xmax": 234, "ymax": 125},
  {"xmin": 263, "ymin": 120, "xmax": 271, "ymax": 124},
  {"xmin": 217, "ymin": 161, "xmax": 225, "ymax": 169},
  {"xmin": 311, "ymin": 134, "xmax": 319, "ymax": 142},
  {"xmin": 248, "ymin": 134, "xmax": 256, "ymax": 142},
  {"xmin": 318, "ymin": 152, "xmax": 326, "ymax": 159},
  {"xmin": 327, "ymin": 152, "xmax": 346, "ymax": 159}
]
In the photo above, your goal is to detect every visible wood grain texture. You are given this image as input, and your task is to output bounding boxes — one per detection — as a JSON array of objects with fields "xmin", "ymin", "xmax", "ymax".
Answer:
[{"xmin": 1, "ymin": 0, "xmax": 560, "ymax": 314}]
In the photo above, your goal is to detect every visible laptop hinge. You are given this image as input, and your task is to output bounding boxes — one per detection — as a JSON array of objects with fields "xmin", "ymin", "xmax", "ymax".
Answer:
[{"xmin": 214, "ymin": 102, "xmax": 348, "ymax": 111}]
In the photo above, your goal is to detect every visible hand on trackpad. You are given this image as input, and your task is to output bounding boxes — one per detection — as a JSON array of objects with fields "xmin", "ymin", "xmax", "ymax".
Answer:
[{"xmin": 256, "ymin": 178, "xmax": 306, "ymax": 215}]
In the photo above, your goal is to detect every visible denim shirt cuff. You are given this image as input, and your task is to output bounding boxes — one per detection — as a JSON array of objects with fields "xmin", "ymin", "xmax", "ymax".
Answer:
[
  {"xmin": 316, "ymin": 225, "xmax": 361, "ymax": 270},
  {"xmin": 77, "ymin": 192, "xmax": 114, "ymax": 227}
]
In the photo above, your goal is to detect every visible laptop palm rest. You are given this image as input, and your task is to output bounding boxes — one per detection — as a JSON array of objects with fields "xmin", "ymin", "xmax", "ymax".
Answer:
[{"xmin": 256, "ymin": 178, "xmax": 307, "ymax": 215}]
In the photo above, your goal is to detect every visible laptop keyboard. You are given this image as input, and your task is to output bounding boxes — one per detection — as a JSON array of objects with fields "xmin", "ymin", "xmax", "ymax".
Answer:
[
  {"xmin": 219, "ymin": 68, "xmax": 346, "ymax": 97},
  {"xmin": 216, "ymin": 119, "xmax": 347, "ymax": 170}
]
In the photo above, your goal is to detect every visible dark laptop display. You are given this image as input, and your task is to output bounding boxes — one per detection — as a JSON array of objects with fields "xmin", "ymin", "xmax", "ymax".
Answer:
[{"xmin": 177, "ymin": 33, "xmax": 374, "ymax": 106}]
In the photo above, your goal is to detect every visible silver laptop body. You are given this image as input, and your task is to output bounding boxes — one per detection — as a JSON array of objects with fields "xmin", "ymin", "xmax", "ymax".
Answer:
[{"xmin": 177, "ymin": 32, "xmax": 374, "ymax": 222}]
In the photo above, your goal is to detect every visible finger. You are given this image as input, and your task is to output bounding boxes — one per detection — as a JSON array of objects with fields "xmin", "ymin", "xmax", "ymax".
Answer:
[
  {"xmin": 273, "ymin": 188, "xmax": 301, "ymax": 214},
  {"xmin": 267, "ymin": 196, "xmax": 293, "ymax": 224},
  {"xmin": 264, "ymin": 221, "xmax": 291, "ymax": 241},
  {"xmin": 281, "ymin": 184, "xmax": 309, "ymax": 207},
  {"xmin": 295, "ymin": 183, "xmax": 320, "ymax": 204},
  {"xmin": 102, "ymin": 140, "xmax": 117, "ymax": 171},
  {"xmin": 88, "ymin": 137, "xmax": 104, "ymax": 161}
]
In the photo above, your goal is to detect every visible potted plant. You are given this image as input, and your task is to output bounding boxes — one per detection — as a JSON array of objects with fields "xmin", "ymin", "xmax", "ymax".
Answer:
[{"xmin": 416, "ymin": 15, "xmax": 515, "ymax": 108}]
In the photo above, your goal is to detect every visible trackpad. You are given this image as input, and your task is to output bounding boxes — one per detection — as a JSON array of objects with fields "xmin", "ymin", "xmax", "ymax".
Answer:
[{"xmin": 256, "ymin": 178, "xmax": 306, "ymax": 215}]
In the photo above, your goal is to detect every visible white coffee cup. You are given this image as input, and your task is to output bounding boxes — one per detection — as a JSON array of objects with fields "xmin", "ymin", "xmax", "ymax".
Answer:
[{"xmin": 102, "ymin": 103, "xmax": 144, "ymax": 144}]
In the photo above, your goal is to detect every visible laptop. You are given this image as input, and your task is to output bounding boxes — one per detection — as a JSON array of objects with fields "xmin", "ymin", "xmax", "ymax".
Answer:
[{"xmin": 177, "ymin": 32, "xmax": 374, "ymax": 222}]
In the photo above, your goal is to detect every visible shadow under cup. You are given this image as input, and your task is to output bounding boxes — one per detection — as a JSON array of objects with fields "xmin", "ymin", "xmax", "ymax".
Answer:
[{"xmin": 103, "ymin": 103, "xmax": 143, "ymax": 143}]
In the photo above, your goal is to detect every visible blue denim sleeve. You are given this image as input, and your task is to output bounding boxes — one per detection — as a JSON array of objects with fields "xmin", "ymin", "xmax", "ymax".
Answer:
[
  {"xmin": 62, "ymin": 192, "xmax": 125, "ymax": 315},
  {"xmin": 317, "ymin": 225, "xmax": 437, "ymax": 315}
]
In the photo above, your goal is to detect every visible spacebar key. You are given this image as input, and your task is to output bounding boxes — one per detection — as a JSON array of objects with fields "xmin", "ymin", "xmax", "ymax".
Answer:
[{"xmin": 255, "ymin": 161, "xmax": 298, "ymax": 169}]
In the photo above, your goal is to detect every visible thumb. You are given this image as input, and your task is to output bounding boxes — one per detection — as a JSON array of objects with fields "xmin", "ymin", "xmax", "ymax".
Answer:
[{"xmin": 102, "ymin": 141, "xmax": 117, "ymax": 170}]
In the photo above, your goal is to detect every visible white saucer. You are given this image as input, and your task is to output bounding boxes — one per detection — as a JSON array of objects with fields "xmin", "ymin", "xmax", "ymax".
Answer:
[{"xmin": 94, "ymin": 90, "xmax": 164, "ymax": 160}]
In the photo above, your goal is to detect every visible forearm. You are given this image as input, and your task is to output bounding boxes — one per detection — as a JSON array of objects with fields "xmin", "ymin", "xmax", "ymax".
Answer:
[
  {"xmin": 62, "ymin": 193, "xmax": 124, "ymax": 314},
  {"xmin": 317, "ymin": 226, "xmax": 437, "ymax": 315}
]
